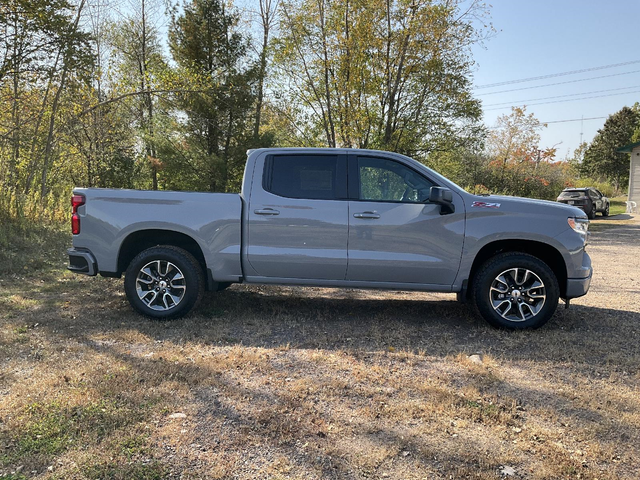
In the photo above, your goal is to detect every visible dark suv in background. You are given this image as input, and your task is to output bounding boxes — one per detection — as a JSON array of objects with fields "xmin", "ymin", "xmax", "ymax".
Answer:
[{"xmin": 557, "ymin": 188, "xmax": 609, "ymax": 219}]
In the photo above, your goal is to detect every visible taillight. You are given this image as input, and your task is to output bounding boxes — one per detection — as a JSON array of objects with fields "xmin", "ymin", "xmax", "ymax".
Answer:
[{"xmin": 71, "ymin": 194, "xmax": 85, "ymax": 235}]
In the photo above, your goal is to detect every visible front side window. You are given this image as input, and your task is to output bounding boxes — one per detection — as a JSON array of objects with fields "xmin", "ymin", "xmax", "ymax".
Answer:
[
  {"xmin": 265, "ymin": 155, "xmax": 344, "ymax": 200},
  {"xmin": 357, "ymin": 156, "xmax": 434, "ymax": 203}
]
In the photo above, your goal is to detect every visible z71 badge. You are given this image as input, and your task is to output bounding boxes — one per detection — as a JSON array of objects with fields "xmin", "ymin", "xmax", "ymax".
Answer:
[{"xmin": 472, "ymin": 201, "xmax": 501, "ymax": 209}]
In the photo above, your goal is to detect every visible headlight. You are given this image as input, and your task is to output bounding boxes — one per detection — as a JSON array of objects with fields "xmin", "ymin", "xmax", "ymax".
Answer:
[{"xmin": 568, "ymin": 217, "xmax": 589, "ymax": 236}]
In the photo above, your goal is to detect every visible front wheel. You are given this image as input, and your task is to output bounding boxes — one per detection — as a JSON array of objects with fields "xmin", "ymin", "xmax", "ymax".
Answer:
[
  {"xmin": 602, "ymin": 203, "xmax": 610, "ymax": 217},
  {"xmin": 124, "ymin": 246, "xmax": 204, "ymax": 319},
  {"xmin": 472, "ymin": 253, "xmax": 559, "ymax": 329}
]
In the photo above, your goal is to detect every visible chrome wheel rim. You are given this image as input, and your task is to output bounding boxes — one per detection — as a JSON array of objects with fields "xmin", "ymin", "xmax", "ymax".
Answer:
[
  {"xmin": 136, "ymin": 260, "xmax": 186, "ymax": 311},
  {"xmin": 489, "ymin": 268, "xmax": 546, "ymax": 322}
]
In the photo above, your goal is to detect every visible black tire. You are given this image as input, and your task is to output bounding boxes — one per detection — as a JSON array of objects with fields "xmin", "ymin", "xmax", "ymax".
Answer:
[
  {"xmin": 602, "ymin": 203, "xmax": 610, "ymax": 217},
  {"xmin": 472, "ymin": 252, "xmax": 559, "ymax": 330},
  {"xmin": 587, "ymin": 203, "xmax": 596, "ymax": 219},
  {"xmin": 124, "ymin": 246, "xmax": 204, "ymax": 319}
]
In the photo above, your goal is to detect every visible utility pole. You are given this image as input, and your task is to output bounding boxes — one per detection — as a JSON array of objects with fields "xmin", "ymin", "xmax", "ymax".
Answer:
[{"xmin": 579, "ymin": 115, "xmax": 584, "ymax": 145}]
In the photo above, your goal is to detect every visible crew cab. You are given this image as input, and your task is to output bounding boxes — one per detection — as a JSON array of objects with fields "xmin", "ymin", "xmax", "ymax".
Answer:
[{"xmin": 68, "ymin": 148, "xmax": 592, "ymax": 329}]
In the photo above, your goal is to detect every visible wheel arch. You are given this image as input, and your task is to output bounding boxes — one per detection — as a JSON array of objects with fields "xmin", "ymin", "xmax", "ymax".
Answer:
[
  {"xmin": 117, "ymin": 229, "xmax": 207, "ymax": 278},
  {"xmin": 466, "ymin": 239, "xmax": 568, "ymax": 299}
]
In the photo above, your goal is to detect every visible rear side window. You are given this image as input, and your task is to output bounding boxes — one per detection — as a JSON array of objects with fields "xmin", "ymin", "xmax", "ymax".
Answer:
[{"xmin": 264, "ymin": 154, "xmax": 346, "ymax": 200}]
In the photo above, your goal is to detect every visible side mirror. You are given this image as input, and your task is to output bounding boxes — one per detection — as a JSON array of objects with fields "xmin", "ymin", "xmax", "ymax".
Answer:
[{"xmin": 429, "ymin": 187, "xmax": 455, "ymax": 215}]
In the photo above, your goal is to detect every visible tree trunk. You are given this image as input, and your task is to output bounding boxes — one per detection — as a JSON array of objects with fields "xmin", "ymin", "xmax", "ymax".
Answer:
[
  {"xmin": 41, "ymin": 0, "xmax": 86, "ymax": 198},
  {"xmin": 254, "ymin": 0, "xmax": 273, "ymax": 141}
]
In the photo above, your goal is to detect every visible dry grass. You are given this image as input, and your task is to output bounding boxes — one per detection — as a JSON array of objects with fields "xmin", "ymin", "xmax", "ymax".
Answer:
[{"xmin": 1, "ymin": 216, "xmax": 639, "ymax": 479}]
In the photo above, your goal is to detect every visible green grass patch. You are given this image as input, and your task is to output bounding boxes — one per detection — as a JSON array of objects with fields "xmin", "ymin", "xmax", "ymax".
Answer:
[
  {"xmin": 119, "ymin": 434, "xmax": 152, "ymax": 458},
  {"xmin": 83, "ymin": 461, "xmax": 167, "ymax": 480},
  {"xmin": 609, "ymin": 195, "xmax": 628, "ymax": 216},
  {"xmin": 1, "ymin": 400, "xmax": 146, "ymax": 469},
  {"xmin": 0, "ymin": 215, "xmax": 69, "ymax": 275}
]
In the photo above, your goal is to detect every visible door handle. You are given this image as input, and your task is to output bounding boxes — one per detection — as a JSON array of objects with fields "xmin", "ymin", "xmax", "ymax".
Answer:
[
  {"xmin": 353, "ymin": 212, "xmax": 380, "ymax": 219},
  {"xmin": 254, "ymin": 208, "xmax": 280, "ymax": 216}
]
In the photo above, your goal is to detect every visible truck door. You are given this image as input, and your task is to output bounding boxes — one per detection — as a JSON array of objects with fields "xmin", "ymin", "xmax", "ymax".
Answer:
[
  {"xmin": 246, "ymin": 153, "xmax": 349, "ymax": 280},
  {"xmin": 346, "ymin": 154, "xmax": 465, "ymax": 285}
]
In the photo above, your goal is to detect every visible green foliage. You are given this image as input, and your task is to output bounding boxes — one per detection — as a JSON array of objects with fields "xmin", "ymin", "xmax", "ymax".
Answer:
[
  {"xmin": 0, "ymin": 0, "xmax": 93, "ymax": 202},
  {"xmin": 569, "ymin": 177, "xmax": 616, "ymax": 198},
  {"xmin": 3, "ymin": 0, "xmax": 628, "ymax": 218},
  {"xmin": 272, "ymin": 0, "xmax": 488, "ymax": 153},
  {"xmin": 167, "ymin": 0, "xmax": 263, "ymax": 192},
  {"xmin": 581, "ymin": 105, "xmax": 640, "ymax": 190}
]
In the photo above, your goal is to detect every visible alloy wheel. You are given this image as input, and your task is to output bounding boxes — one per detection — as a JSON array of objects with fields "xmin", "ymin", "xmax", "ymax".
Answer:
[
  {"xmin": 135, "ymin": 260, "xmax": 186, "ymax": 311},
  {"xmin": 489, "ymin": 268, "xmax": 546, "ymax": 322}
]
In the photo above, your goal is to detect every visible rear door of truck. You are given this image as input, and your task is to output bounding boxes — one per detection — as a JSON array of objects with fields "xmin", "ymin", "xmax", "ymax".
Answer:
[{"xmin": 245, "ymin": 152, "xmax": 349, "ymax": 280}]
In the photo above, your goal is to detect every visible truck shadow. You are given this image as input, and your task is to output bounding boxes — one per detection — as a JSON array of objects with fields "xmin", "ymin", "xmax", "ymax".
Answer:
[
  {"xmin": 4, "ymin": 267, "xmax": 640, "ymax": 477},
  {"xmin": 28, "ymin": 284, "xmax": 640, "ymax": 478}
]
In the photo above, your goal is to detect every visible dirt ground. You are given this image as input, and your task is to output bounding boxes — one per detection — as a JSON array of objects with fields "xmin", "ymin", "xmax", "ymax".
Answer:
[{"xmin": 1, "ymin": 215, "xmax": 639, "ymax": 479}]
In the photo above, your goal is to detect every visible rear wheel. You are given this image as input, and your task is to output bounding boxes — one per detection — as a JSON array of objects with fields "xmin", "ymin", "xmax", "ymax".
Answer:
[
  {"xmin": 473, "ymin": 252, "xmax": 559, "ymax": 329},
  {"xmin": 124, "ymin": 246, "xmax": 204, "ymax": 319},
  {"xmin": 587, "ymin": 203, "xmax": 596, "ymax": 219}
]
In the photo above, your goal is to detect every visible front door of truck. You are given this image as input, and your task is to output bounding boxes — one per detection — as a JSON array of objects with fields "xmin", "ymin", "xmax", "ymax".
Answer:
[
  {"xmin": 346, "ymin": 154, "xmax": 465, "ymax": 285},
  {"xmin": 246, "ymin": 153, "xmax": 349, "ymax": 280}
]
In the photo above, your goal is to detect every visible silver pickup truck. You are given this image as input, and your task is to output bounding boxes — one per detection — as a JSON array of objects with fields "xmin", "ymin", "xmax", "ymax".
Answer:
[{"xmin": 68, "ymin": 148, "xmax": 592, "ymax": 329}]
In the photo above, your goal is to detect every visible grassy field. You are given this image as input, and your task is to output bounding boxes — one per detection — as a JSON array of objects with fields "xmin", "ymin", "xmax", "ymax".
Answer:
[
  {"xmin": 608, "ymin": 196, "xmax": 628, "ymax": 217},
  {"xmin": 1, "ymin": 215, "xmax": 639, "ymax": 479}
]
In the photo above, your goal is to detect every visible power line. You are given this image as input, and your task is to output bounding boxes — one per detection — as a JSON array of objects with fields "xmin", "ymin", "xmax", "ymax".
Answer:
[
  {"xmin": 474, "ymin": 60, "xmax": 640, "ymax": 89},
  {"xmin": 483, "ymin": 85, "xmax": 640, "ymax": 107},
  {"xmin": 543, "ymin": 116, "xmax": 606, "ymax": 125},
  {"xmin": 484, "ymin": 89, "xmax": 640, "ymax": 111},
  {"xmin": 475, "ymin": 70, "xmax": 640, "ymax": 96},
  {"xmin": 486, "ymin": 116, "xmax": 606, "ymax": 129}
]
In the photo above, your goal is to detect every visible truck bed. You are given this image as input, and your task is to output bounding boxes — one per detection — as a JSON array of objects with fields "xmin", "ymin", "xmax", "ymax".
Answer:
[{"xmin": 71, "ymin": 188, "xmax": 243, "ymax": 282}]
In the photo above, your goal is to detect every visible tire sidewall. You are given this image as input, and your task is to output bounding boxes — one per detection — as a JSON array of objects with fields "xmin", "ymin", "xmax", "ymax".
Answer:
[
  {"xmin": 474, "ymin": 254, "xmax": 559, "ymax": 329},
  {"xmin": 124, "ymin": 247, "xmax": 202, "ymax": 319}
]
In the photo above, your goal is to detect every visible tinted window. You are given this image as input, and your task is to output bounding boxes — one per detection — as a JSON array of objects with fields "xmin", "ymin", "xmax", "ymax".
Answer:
[
  {"xmin": 357, "ymin": 157, "xmax": 434, "ymax": 203},
  {"xmin": 559, "ymin": 190, "xmax": 586, "ymax": 198},
  {"xmin": 265, "ymin": 155, "xmax": 343, "ymax": 200}
]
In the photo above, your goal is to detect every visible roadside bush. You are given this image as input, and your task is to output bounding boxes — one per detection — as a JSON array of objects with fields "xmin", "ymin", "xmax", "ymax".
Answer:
[{"xmin": 567, "ymin": 177, "xmax": 617, "ymax": 197}]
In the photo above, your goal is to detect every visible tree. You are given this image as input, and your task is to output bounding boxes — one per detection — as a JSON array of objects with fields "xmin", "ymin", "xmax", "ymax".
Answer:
[
  {"xmin": 0, "ymin": 0, "xmax": 92, "ymax": 209},
  {"xmin": 168, "ymin": 0, "xmax": 258, "ymax": 192},
  {"xmin": 582, "ymin": 105, "xmax": 640, "ymax": 191},
  {"xmin": 272, "ymin": 0, "xmax": 489, "ymax": 154},
  {"xmin": 481, "ymin": 107, "xmax": 564, "ymax": 198},
  {"xmin": 251, "ymin": 0, "xmax": 279, "ymax": 141},
  {"xmin": 108, "ymin": 0, "xmax": 168, "ymax": 190}
]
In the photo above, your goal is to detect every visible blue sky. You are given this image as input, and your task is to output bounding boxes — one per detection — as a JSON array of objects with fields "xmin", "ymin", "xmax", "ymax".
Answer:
[{"xmin": 471, "ymin": 0, "xmax": 640, "ymax": 159}]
